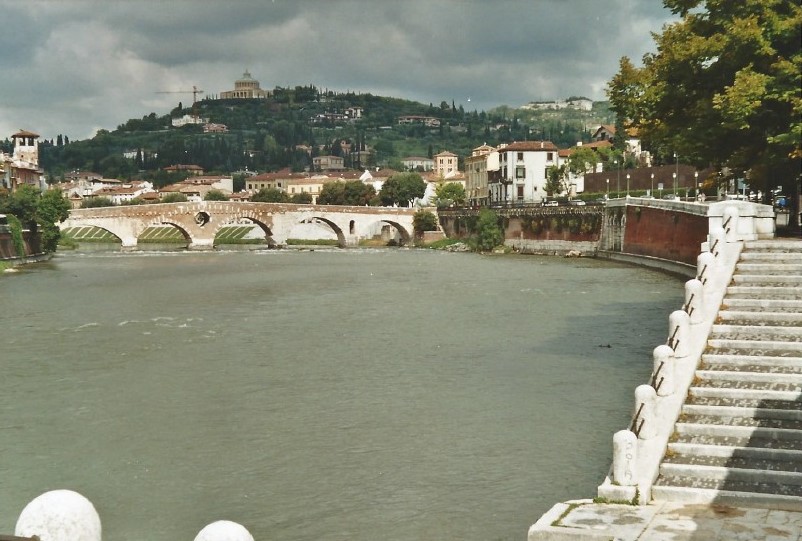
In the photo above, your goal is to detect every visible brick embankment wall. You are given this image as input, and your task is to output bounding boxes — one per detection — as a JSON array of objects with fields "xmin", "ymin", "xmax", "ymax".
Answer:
[
  {"xmin": 0, "ymin": 231, "xmax": 43, "ymax": 260},
  {"xmin": 622, "ymin": 205, "xmax": 708, "ymax": 265}
]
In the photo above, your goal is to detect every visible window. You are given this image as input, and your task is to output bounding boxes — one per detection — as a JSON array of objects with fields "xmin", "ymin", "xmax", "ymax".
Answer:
[
  {"xmin": 547, "ymin": 152, "xmax": 554, "ymax": 161},
  {"xmin": 515, "ymin": 166, "xmax": 525, "ymax": 179},
  {"xmin": 517, "ymin": 152, "xmax": 524, "ymax": 161},
  {"xmin": 517, "ymin": 185, "xmax": 524, "ymax": 200}
]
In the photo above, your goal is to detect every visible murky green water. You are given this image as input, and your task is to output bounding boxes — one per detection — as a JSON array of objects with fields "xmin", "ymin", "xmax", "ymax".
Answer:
[{"xmin": 0, "ymin": 248, "xmax": 681, "ymax": 540}]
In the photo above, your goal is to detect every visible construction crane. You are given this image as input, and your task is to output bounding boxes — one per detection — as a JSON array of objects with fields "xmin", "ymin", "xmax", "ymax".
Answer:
[{"xmin": 155, "ymin": 85, "xmax": 204, "ymax": 105}]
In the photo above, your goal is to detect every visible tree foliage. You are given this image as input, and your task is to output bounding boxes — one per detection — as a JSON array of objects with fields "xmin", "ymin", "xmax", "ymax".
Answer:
[
  {"xmin": 607, "ymin": 0, "xmax": 801, "ymax": 222},
  {"xmin": 413, "ymin": 209, "xmax": 439, "ymax": 235},
  {"xmin": 250, "ymin": 187, "xmax": 289, "ymax": 203},
  {"xmin": 379, "ymin": 173, "xmax": 426, "ymax": 206},
  {"xmin": 433, "ymin": 182, "xmax": 466, "ymax": 208},
  {"xmin": 317, "ymin": 181, "xmax": 377, "ymax": 206},
  {"xmin": 544, "ymin": 165, "xmax": 568, "ymax": 196},
  {"xmin": 0, "ymin": 186, "xmax": 70, "ymax": 253},
  {"xmin": 204, "ymin": 189, "xmax": 229, "ymax": 201},
  {"xmin": 474, "ymin": 209, "xmax": 504, "ymax": 251}
]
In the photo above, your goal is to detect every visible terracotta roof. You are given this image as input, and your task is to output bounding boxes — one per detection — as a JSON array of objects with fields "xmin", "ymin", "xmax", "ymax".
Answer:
[
  {"xmin": 499, "ymin": 141, "xmax": 559, "ymax": 152},
  {"xmin": 12, "ymin": 129, "xmax": 39, "ymax": 138}
]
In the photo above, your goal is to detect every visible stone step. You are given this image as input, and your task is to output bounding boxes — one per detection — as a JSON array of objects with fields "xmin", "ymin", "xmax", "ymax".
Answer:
[
  {"xmin": 671, "ymin": 429, "xmax": 802, "ymax": 450},
  {"xmin": 725, "ymin": 285, "xmax": 802, "ymax": 300},
  {"xmin": 692, "ymin": 379, "xmax": 801, "ymax": 394},
  {"xmin": 682, "ymin": 404, "xmax": 802, "ymax": 421},
  {"xmin": 668, "ymin": 441, "xmax": 802, "ymax": 462},
  {"xmin": 716, "ymin": 311, "xmax": 802, "ymax": 326},
  {"xmin": 678, "ymin": 413, "xmax": 802, "ymax": 431},
  {"xmin": 659, "ymin": 463, "xmax": 802, "ymax": 486},
  {"xmin": 710, "ymin": 324, "xmax": 802, "ymax": 342},
  {"xmin": 700, "ymin": 354, "xmax": 802, "ymax": 373},
  {"xmin": 686, "ymin": 394, "xmax": 802, "ymax": 410},
  {"xmin": 696, "ymin": 369, "xmax": 802, "ymax": 386},
  {"xmin": 732, "ymin": 274, "xmax": 802, "ymax": 286},
  {"xmin": 738, "ymin": 252, "xmax": 802, "ymax": 262},
  {"xmin": 674, "ymin": 421, "xmax": 802, "ymax": 441},
  {"xmin": 744, "ymin": 240, "xmax": 802, "ymax": 252},
  {"xmin": 736, "ymin": 262, "xmax": 802, "ymax": 274},
  {"xmin": 720, "ymin": 298, "xmax": 802, "ymax": 313},
  {"xmin": 706, "ymin": 339, "xmax": 802, "ymax": 357},
  {"xmin": 688, "ymin": 386, "xmax": 802, "ymax": 405},
  {"xmin": 651, "ymin": 483, "xmax": 802, "ymax": 511},
  {"xmin": 662, "ymin": 454, "xmax": 802, "ymax": 475}
]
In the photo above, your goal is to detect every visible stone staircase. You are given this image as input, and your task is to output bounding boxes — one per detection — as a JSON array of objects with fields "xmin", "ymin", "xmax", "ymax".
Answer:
[{"xmin": 652, "ymin": 239, "xmax": 802, "ymax": 510}]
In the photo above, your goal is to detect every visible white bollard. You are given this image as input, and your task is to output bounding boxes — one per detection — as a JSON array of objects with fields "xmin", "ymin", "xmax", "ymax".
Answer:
[
  {"xmin": 684, "ymin": 279, "xmax": 705, "ymax": 324},
  {"xmin": 634, "ymin": 385, "xmax": 658, "ymax": 440},
  {"xmin": 668, "ymin": 310, "xmax": 691, "ymax": 358},
  {"xmin": 194, "ymin": 520, "xmax": 255, "ymax": 541},
  {"xmin": 613, "ymin": 429, "xmax": 638, "ymax": 486},
  {"xmin": 15, "ymin": 489, "xmax": 101, "ymax": 541},
  {"xmin": 652, "ymin": 344, "xmax": 676, "ymax": 396}
]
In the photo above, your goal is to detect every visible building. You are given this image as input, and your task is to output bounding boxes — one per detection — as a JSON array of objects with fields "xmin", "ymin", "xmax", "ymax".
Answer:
[
  {"xmin": 464, "ymin": 144, "xmax": 497, "ymax": 206},
  {"xmin": 159, "ymin": 176, "xmax": 233, "ymax": 202},
  {"xmin": 401, "ymin": 156, "xmax": 434, "ymax": 171},
  {"xmin": 164, "ymin": 164, "xmax": 205, "ymax": 176},
  {"xmin": 220, "ymin": 70, "xmax": 268, "ymax": 99},
  {"xmin": 397, "ymin": 115, "xmax": 441, "ymax": 127},
  {"xmin": 433, "ymin": 151, "xmax": 459, "ymax": 178},
  {"xmin": 171, "ymin": 114, "xmax": 208, "ymax": 127},
  {"xmin": 489, "ymin": 141, "xmax": 560, "ymax": 205},
  {"xmin": 1, "ymin": 130, "xmax": 46, "ymax": 192},
  {"xmin": 312, "ymin": 155, "xmax": 345, "ymax": 172}
]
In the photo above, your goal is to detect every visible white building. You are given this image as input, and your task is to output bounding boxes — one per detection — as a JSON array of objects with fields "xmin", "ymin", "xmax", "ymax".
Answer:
[{"xmin": 489, "ymin": 141, "xmax": 560, "ymax": 205}]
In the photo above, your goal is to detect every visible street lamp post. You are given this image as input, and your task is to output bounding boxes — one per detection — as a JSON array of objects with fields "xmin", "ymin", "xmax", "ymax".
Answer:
[
  {"xmin": 674, "ymin": 152, "xmax": 679, "ymax": 196},
  {"xmin": 694, "ymin": 171, "xmax": 698, "ymax": 201},
  {"xmin": 626, "ymin": 173, "xmax": 630, "ymax": 197},
  {"xmin": 672, "ymin": 172, "xmax": 677, "ymax": 198},
  {"xmin": 650, "ymin": 173, "xmax": 654, "ymax": 197},
  {"xmin": 615, "ymin": 159, "xmax": 621, "ymax": 196},
  {"xmin": 606, "ymin": 178, "xmax": 609, "ymax": 199}
]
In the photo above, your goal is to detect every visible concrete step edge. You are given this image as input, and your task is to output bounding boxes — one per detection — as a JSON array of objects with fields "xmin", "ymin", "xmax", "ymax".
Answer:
[
  {"xmin": 701, "ymin": 353, "xmax": 802, "ymax": 366},
  {"xmin": 659, "ymin": 463, "xmax": 802, "ymax": 485},
  {"xmin": 688, "ymin": 386, "xmax": 802, "ymax": 402},
  {"xmin": 711, "ymin": 324, "xmax": 802, "ymax": 335},
  {"xmin": 682, "ymin": 404, "xmax": 802, "ymax": 421},
  {"xmin": 667, "ymin": 442, "xmax": 802, "ymax": 460},
  {"xmin": 675, "ymin": 421, "xmax": 802, "ymax": 440},
  {"xmin": 696, "ymin": 370, "xmax": 802, "ymax": 384},
  {"xmin": 650, "ymin": 485, "xmax": 802, "ymax": 511},
  {"xmin": 707, "ymin": 339, "xmax": 802, "ymax": 351}
]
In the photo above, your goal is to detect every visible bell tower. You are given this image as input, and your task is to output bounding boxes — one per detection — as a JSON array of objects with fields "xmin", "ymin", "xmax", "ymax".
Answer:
[{"xmin": 12, "ymin": 129, "xmax": 40, "ymax": 166}]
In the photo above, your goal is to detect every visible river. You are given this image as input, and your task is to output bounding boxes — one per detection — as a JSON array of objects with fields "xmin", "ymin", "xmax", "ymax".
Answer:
[{"xmin": 0, "ymin": 248, "xmax": 682, "ymax": 540}]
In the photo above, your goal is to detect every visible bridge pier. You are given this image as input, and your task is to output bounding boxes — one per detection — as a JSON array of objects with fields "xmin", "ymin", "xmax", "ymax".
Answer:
[{"xmin": 188, "ymin": 239, "xmax": 216, "ymax": 251}]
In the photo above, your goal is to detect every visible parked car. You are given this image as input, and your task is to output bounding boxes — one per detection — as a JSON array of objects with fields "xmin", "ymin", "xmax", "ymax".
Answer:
[
  {"xmin": 541, "ymin": 200, "xmax": 559, "ymax": 207},
  {"xmin": 568, "ymin": 200, "xmax": 586, "ymax": 206}
]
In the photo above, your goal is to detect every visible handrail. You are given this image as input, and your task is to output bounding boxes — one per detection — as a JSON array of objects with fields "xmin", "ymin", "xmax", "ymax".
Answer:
[
  {"xmin": 683, "ymin": 293, "xmax": 695, "ymax": 315},
  {"xmin": 630, "ymin": 402, "xmax": 645, "ymax": 437},
  {"xmin": 668, "ymin": 325, "xmax": 680, "ymax": 350},
  {"xmin": 651, "ymin": 361, "xmax": 665, "ymax": 393},
  {"xmin": 722, "ymin": 215, "xmax": 732, "ymax": 234},
  {"xmin": 710, "ymin": 238, "xmax": 720, "ymax": 256},
  {"xmin": 697, "ymin": 263, "xmax": 708, "ymax": 284}
]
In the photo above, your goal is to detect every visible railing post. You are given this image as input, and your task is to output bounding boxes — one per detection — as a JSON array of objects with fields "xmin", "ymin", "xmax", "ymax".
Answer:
[
  {"xmin": 634, "ymin": 385, "xmax": 658, "ymax": 439},
  {"xmin": 15, "ymin": 490, "xmax": 101, "ymax": 541},
  {"xmin": 696, "ymin": 251, "xmax": 715, "ymax": 285},
  {"xmin": 194, "ymin": 520, "xmax": 255, "ymax": 541},
  {"xmin": 668, "ymin": 310, "xmax": 691, "ymax": 358},
  {"xmin": 708, "ymin": 227, "xmax": 725, "ymax": 258},
  {"xmin": 613, "ymin": 429, "xmax": 638, "ymax": 486},
  {"xmin": 684, "ymin": 279, "xmax": 705, "ymax": 325},
  {"xmin": 652, "ymin": 344, "xmax": 675, "ymax": 397}
]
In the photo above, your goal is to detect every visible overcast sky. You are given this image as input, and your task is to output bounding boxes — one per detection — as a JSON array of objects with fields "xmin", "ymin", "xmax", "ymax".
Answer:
[{"xmin": 1, "ymin": 0, "xmax": 676, "ymax": 141}]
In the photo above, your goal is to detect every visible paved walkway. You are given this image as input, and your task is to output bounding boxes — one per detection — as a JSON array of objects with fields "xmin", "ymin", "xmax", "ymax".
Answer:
[{"xmin": 529, "ymin": 499, "xmax": 802, "ymax": 540}]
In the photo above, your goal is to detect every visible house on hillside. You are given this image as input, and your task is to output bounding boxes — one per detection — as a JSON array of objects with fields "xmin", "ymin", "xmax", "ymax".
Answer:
[
  {"xmin": 433, "ymin": 151, "xmax": 459, "ymax": 178},
  {"xmin": 465, "ymin": 144, "xmax": 498, "ymax": 207},
  {"xmin": 1, "ymin": 130, "xmax": 46, "ymax": 192}
]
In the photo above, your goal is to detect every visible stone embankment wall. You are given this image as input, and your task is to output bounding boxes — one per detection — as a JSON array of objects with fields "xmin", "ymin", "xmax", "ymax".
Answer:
[
  {"xmin": 0, "ymin": 230, "xmax": 42, "ymax": 260},
  {"xmin": 438, "ymin": 206, "xmax": 603, "ymax": 255}
]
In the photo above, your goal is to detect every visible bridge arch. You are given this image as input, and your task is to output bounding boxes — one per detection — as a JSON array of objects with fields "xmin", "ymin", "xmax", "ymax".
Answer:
[
  {"xmin": 211, "ymin": 215, "xmax": 276, "ymax": 247},
  {"xmin": 366, "ymin": 219, "xmax": 412, "ymax": 246},
  {"xmin": 298, "ymin": 216, "xmax": 346, "ymax": 247}
]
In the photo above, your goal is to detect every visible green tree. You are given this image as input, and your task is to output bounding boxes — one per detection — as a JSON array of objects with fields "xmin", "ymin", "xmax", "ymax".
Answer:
[
  {"xmin": 290, "ymin": 192, "xmax": 313, "ymax": 204},
  {"xmin": 544, "ymin": 165, "xmax": 568, "ymax": 196},
  {"xmin": 318, "ymin": 181, "xmax": 376, "ymax": 206},
  {"xmin": 37, "ymin": 188, "xmax": 70, "ymax": 252},
  {"xmin": 1, "ymin": 184, "xmax": 40, "ymax": 227},
  {"xmin": 160, "ymin": 193, "xmax": 188, "ymax": 203},
  {"xmin": 379, "ymin": 173, "xmax": 426, "ymax": 206},
  {"xmin": 250, "ymin": 187, "xmax": 289, "ymax": 203},
  {"xmin": 204, "ymin": 189, "xmax": 229, "ymax": 201},
  {"xmin": 433, "ymin": 182, "xmax": 466, "ymax": 208},
  {"xmin": 412, "ymin": 209, "xmax": 438, "ymax": 236},
  {"xmin": 474, "ymin": 208, "xmax": 503, "ymax": 252},
  {"xmin": 81, "ymin": 197, "xmax": 115, "ymax": 208},
  {"xmin": 607, "ymin": 0, "xmax": 801, "ymax": 226}
]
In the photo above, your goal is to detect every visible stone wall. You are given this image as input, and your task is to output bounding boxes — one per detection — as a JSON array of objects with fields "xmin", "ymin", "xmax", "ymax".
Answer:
[{"xmin": 0, "ymin": 230, "xmax": 42, "ymax": 260}]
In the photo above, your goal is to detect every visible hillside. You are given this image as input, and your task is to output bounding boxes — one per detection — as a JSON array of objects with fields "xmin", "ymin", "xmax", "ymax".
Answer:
[{"xmin": 36, "ymin": 85, "xmax": 614, "ymax": 185}]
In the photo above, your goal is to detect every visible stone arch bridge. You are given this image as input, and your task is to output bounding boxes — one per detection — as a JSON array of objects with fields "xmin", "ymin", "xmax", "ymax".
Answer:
[{"xmin": 60, "ymin": 201, "xmax": 420, "ymax": 249}]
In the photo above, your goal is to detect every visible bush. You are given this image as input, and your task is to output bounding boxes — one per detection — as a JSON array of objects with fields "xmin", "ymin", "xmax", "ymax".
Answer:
[
  {"xmin": 474, "ymin": 209, "xmax": 503, "ymax": 252},
  {"xmin": 413, "ymin": 210, "xmax": 438, "ymax": 235}
]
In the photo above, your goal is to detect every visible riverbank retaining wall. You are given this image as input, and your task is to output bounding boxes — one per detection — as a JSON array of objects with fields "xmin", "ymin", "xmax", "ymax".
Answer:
[{"xmin": 0, "ymin": 230, "xmax": 42, "ymax": 261}]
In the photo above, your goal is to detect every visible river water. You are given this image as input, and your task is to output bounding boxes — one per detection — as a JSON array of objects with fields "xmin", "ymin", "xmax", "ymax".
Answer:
[{"xmin": 0, "ymin": 248, "xmax": 682, "ymax": 540}]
